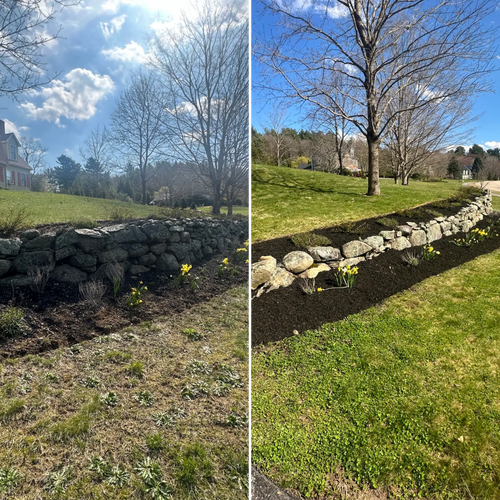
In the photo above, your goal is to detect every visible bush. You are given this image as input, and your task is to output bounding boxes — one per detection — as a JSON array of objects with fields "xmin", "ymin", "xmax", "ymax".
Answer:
[
  {"xmin": 190, "ymin": 202, "xmax": 197, "ymax": 210},
  {"xmin": 181, "ymin": 199, "xmax": 188, "ymax": 209},
  {"xmin": 376, "ymin": 217, "xmax": 399, "ymax": 228},
  {"xmin": 69, "ymin": 218, "xmax": 97, "ymax": 229},
  {"xmin": 0, "ymin": 208, "xmax": 31, "ymax": 236},
  {"xmin": 0, "ymin": 308, "xmax": 27, "ymax": 340},
  {"xmin": 450, "ymin": 185, "xmax": 484, "ymax": 202},
  {"xmin": 291, "ymin": 232, "xmax": 332, "ymax": 248},
  {"xmin": 106, "ymin": 205, "xmax": 133, "ymax": 222}
]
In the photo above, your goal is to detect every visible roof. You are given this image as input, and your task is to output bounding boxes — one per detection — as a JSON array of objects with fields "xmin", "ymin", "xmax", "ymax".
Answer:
[{"xmin": 0, "ymin": 128, "xmax": 31, "ymax": 171}]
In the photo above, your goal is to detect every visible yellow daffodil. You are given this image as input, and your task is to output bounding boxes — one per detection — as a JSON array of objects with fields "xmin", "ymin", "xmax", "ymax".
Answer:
[
  {"xmin": 317, "ymin": 287, "xmax": 323, "ymax": 292},
  {"xmin": 222, "ymin": 258, "xmax": 229, "ymax": 265}
]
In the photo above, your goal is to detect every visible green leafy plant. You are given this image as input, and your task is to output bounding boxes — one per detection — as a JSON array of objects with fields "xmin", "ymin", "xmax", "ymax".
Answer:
[
  {"xmin": 146, "ymin": 433, "xmax": 165, "ymax": 452},
  {"xmin": 175, "ymin": 442, "xmax": 214, "ymax": 495},
  {"xmin": 135, "ymin": 457, "xmax": 172, "ymax": 500},
  {"xmin": 401, "ymin": 249, "xmax": 421, "ymax": 267},
  {"xmin": 334, "ymin": 265, "xmax": 358, "ymax": 288},
  {"xmin": 186, "ymin": 359, "xmax": 212, "ymax": 375},
  {"xmin": 0, "ymin": 467, "xmax": 21, "ymax": 492},
  {"xmin": 0, "ymin": 307, "xmax": 27, "ymax": 340},
  {"xmin": 89, "ymin": 457, "xmax": 130, "ymax": 488},
  {"xmin": 0, "ymin": 207, "xmax": 31, "ymax": 236},
  {"xmin": 331, "ymin": 221, "xmax": 368, "ymax": 235},
  {"xmin": 422, "ymin": 244, "xmax": 440, "ymax": 261},
  {"xmin": 46, "ymin": 467, "xmax": 71, "ymax": 495},
  {"xmin": 106, "ymin": 205, "xmax": 133, "ymax": 222},
  {"xmin": 291, "ymin": 232, "xmax": 332, "ymax": 248},
  {"xmin": 452, "ymin": 227, "xmax": 491, "ymax": 247},
  {"xmin": 226, "ymin": 412, "xmax": 249, "ymax": 428},
  {"xmin": 214, "ymin": 365, "xmax": 243, "ymax": 388},
  {"xmin": 128, "ymin": 281, "xmax": 147, "ymax": 307},
  {"xmin": 181, "ymin": 381, "xmax": 210, "ymax": 400},
  {"xmin": 69, "ymin": 218, "xmax": 98, "ymax": 229},
  {"xmin": 133, "ymin": 390, "xmax": 154, "ymax": 407},
  {"xmin": 153, "ymin": 412, "xmax": 175, "ymax": 428},
  {"xmin": 126, "ymin": 361, "xmax": 144, "ymax": 378},
  {"xmin": 99, "ymin": 391, "xmax": 118, "ymax": 407},
  {"xmin": 376, "ymin": 217, "xmax": 399, "ymax": 228},
  {"xmin": 182, "ymin": 328, "xmax": 206, "ymax": 341}
]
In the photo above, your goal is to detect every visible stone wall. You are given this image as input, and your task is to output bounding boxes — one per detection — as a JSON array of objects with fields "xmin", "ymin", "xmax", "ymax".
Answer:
[
  {"xmin": 0, "ymin": 217, "xmax": 248, "ymax": 286},
  {"xmin": 252, "ymin": 193, "xmax": 493, "ymax": 291}
]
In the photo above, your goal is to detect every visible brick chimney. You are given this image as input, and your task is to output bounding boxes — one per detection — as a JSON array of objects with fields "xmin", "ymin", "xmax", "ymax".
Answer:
[{"xmin": 0, "ymin": 120, "xmax": 5, "ymax": 137}]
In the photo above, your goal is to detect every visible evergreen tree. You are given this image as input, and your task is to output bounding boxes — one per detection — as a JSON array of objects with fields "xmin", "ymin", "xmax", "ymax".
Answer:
[
  {"xmin": 447, "ymin": 157, "xmax": 460, "ymax": 179},
  {"xmin": 469, "ymin": 144, "xmax": 485, "ymax": 156},
  {"xmin": 454, "ymin": 146, "xmax": 466, "ymax": 156},
  {"xmin": 51, "ymin": 155, "xmax": 81, "ymax": 191},
  {"xmin": 471, "ymin": 156, "xmax": 483, "ymax": 178}
]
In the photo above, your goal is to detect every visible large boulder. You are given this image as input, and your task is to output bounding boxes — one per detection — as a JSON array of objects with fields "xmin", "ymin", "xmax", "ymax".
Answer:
[
  {"xmin": 140, "ymin": 221, "xmax": 170, "ymax": 242},
  {"xmin": 342, "ymin": 240, "xmax": 372, "ymax": 258},
  {"xmin": 21, "ymin": 234, "xmax": 55, "ymax": 251},
  {"xmin": 268, "ymin": 267, "xmax": 295, "ymax": 289},
  {"xmin": 69, "ymin": 254, "xmax": 97, "ymax": 268},
  {"xmin": 409, "ymin": 230, "xmax": 427, "ymax": 247},
  {"xmin": 307, "ymin": 246, "xmax": 341, "ymax": 262},
  {"xmin": 156, "ymin": 253, "xmax": 180, "ymax": 272},
  {"xmin": 283, "ymin": 251, "xmax": 314, "ymax": 274},
  {"xmin": 0, "ymin": 238, "xmax": 22, "ymax": 257},
  {"xmin": 391, "ymin": 237, "xmax": 411, "ymax": 251},
  {"xmin": 363, "ymin": 235, "xmax": 384, "ymax": 249},
  {"xmin": 0, "ymin": 259, "xmax": 11, "ymax": 277},
  {"xmin": 75, "ymin": 229, "xmax": 107, "ymax": 253},
  {"xmin": 106, "ymin": 224, "xmax": 147, "ymax": 244},
  {"xmin": 298, "ymin": 263, "xmax": 331, "ymax": 279},
  {"xmin": 426, "ymin": 224, "xmax": 442, "ymax": 243},
  {"xmin": 50, "ymin": 264, "xmax": 87, "ymax": 283},
  {"xmin": 13, "ymin": 250, "xmax": 54, "ymax": 273},
  {"xmin": 98, "ymin": 247, "xmax": 129, "ymax": 264},
  {"xmin": 251, "ymin": 256, "xmax": 277, "ymax": 289}
]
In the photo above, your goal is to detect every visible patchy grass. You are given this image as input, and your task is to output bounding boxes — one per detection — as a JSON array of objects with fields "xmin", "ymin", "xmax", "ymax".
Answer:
[
  {"xmin": 0, "ymin": 286, "xmax": 248, "ymax": 499},
  {"xmin": 252, "ymin": 164, "xmax": 464, "ymax": 241},
  {"xmin": 199, "ymin": 206, "xmax": 249, "ymax": 216},
  {"xmin": 253, "ymin": 249, "xmax": 500, "ymax": 499}
]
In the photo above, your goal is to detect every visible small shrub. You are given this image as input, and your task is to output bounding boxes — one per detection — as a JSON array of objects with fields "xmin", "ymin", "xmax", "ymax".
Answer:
[
  {"xmin": 175, "ymin": 442, "xmax": 214, "ymax": 494},
  {"xmin": 106, "ymin": 205, "xmax": 133, "ymax": 222},
  {"xmin": 450, "ymin": 185, "xmax": 484, "ymax": 202},
  {"xmin": 331, "ymin": 221, "xmax": 368, "ymax": 235},
  {"xmin": 99, "ymin": 391, "xmax": 118, "ymax": 407},
  {"xmin": 0, "ymin": 467, "xmax": 21, "ymax": 492},
  {"xmin": 182, "ymin": 328, "xmax": 206, "ymax": 341},
  {"xmin": 186, "ymin": 359, "xmax": 212, "ymax": 375},
  {"xmin": 425, "ymin": 209, "xmax": 444, "ymax": 218},
  {"xmin": 46, "ymin": 467, "xmax": 71, "ymax": 495},
  {"xmin": 69, "ymin": 218, "xmax": 98, "ymax": 229},
  {"xmin": 298, "ymin": 277, "xmax": 316, "ymax": 294},
  {"xmin": 401, "ymin": 249, "xmax": 421, "ymax": 267},
  {"xmin": 79, "ymin": 280, "xmax": 107, "ymax": 308},
  {"xmin": 146, "ymin": 433, "xmax": 166, "ymax": 452},
  {"xmin": 135, "ymin": 457, "xmax": 172, "ymax": 500},
  {"xmin": 28, "ymin": 266, "xmax": 51, "ymax": 294},
  {"xmin": 0, "ymin": 307, "xmax": 27, "ymax": 340},
  {"xmin": 291, "ymin": 232, "xmax": 332, "ymax": 248},
  {"xmin": 376, "ymin": 217, "xmax": 399, "ymax": 228},
  {"xmin": 126, "ymin": 360, "xmax": 144, "ymax": 378},
  {"xmin": 225, "ymin": 412, "xmax": 249, "ymax": 428},
  {"xmin": 0, "ymin": 207, "xmax": 31, "ymax": 236},
  {"xmin": 133, "ymin": 390, "xmax": 154, "ymax": 407}
]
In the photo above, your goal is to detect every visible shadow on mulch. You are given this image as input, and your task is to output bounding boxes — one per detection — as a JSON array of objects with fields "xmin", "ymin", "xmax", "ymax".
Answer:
[
  {"xmin": 252, "ymin": 212, "xmax": 500, "ymax": 346},
  {"xmin": 0, "ymin": 257, "xmax": 248, "ymax": 359}
]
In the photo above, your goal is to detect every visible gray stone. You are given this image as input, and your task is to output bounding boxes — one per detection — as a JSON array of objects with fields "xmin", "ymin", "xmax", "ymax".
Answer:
[
  {"xmin": 55, "ymin": 246, "xmax": 77, "ymax": 261},
  {"xmin": 203, "ymin": 245, "xmax": 213, "ymax": 256},
  {"xmin": 181, "ymin": 232, "xmax": 191, "ymax": 243},
  {"xmin": 0, "ymin": 274, "xmax": 33, "ymax": 287},
  {"xmin": 168, "ymin": 243, "xmax": 190, "ymax": 262},
  {"xmin": 128, "ymin": 265, "xmax": 150, "ymax": 275},
  {"xmin": 169, "ymin": 232, "xmax": 181, "ymax": 243},
  {"xmin": 150, "ymin": 243, "xmax": 168, "ymax": 255},
  {"xmin": 298, "ymin": 263, "xmax": 331, "ymax": 279},
  {"xmin": 0, "ymin": 238, "xmax": 22, "ymax": 257},
  {"xmin": 156, "ymin": 253, "xmax": 180, "ymax": 272},
  {"xmin": 342, "ymin": 240, "xmax": 372, "ymax": 258},
  {"xmin": 55, "ymin": 229, "xmax": 79, "ymax": 249},
  {"xmin": 283, "ymin": 251, "xmax": 314, "ymax": 274},
  {"xmin": 407, "ymin": 222, "xmax": 418, "ymax": 228},
  {"xmin": 440, "ymin": 221, "xmax": 451, "ymax": 232},
  {"xmin": 75, "ymin": 229, "xmax": 107, "ymax": 253},
  {"xmin": 98, "ymin": 247, "xmax": 129, "ymax": 263},
  {"xmin": 395, "ymin": 225, "xmax": 412, "ymax": 236},
  {"xmin": 443, "ymin": 230, "xmax": 452, "ymax": 237},
  {"xmin": 50, "ymin": 264, "xmax": 87, "ymax": 283},
  {"xmin": 307, "ymin": 246, "xmax": 341, "ymax": 262},
  {"xmin": 251, "ymin": 256, "xmax": 277, "ymax": 289},
  {"xmin": 339, "ymin": 257, "xmax": 365, "ymax": 267},
  {"xmin": 19, "ymin": 229, "xmax": 40, "ymax": 240},
  {"xmin": 267, "ymin": 267, "xmax": 295, "ymax": 289},
  {"xmin": 138, "ymin": 253, "xmax": 157, "ymax": 266},
  {"xmin": 69, "ymin": 254, "xmax": 97, "ymax": 268},
  {"xmin": 426, "ymin": 224, "xmax": 442, "ymax": 243},
  {"xmin": 141, "ymin": 222, "xmax": 170, "ymax": 242},
  {"xmin": 364, "ymin": 235, "xmax": 384, "ymax": 249},
  {"xmin": 170, "ymin": 225, "xmax": 184, "ymax": 232},
  {"xmin": 379, "ymin": 230, "xmax": 396, "ymax": 240},
  {"xmin": 0, "ymin": 259, "xmax": 11, "ymax": 277},
  {"xmin": 22, "ymin": 234, "xmax": 55, "ymax": 250},
  {"xmin": 92, "ymin": 262, "xmax": 128, "ymax": 281},
  {"xmin": 106, "ymin": 224, "xmax": 147, "ymax": 243},
  {"xmin": 391, "ymin": 236, "xmax": 411, "ymax": 250},
  {"xmin": 13, "ymin": 250, "xmax": 54, "ymax": 273},
  {"xmin": 191, "ymin": 239, "xmax": 202, "ymax": 252},
  {"xmin": 409, "ymin": 230, "xmax": 427, "ymax": 247},
  {"xmin": 127, "ymin": 243, "xmax": 149, "ymax": 258},
  {"xmin": 461, "ymin": 220, "xmax": 474, "ymax": 233}
]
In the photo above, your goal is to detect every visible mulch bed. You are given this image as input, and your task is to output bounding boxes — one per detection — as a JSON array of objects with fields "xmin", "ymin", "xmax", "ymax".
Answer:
[
  {"xmin": 0, "ymin": 257, "xmax": 248, "ymax": 359},
  {"xmin": 252, "ymin": 208, "xmax": 500, "ymax": 346}
]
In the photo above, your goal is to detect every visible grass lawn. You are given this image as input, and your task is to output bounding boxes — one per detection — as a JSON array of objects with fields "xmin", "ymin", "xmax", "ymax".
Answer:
[
  {"xmin": 199, "ymin": 206, "xmax": 249, "ymax": 216},
  {"xmin": 492, "ymin": 195, "xmax": 500, "ymax": 211},
  {"xmin": 0, "ymin": 286, "xmax": 248, "ymax": 499},
  {"xmin": 252, "ymin": 164, "xmax": 464, "ymax": 242},
  {"xmin": 253, "ymin": 250, "xmax": 500, "ymax": 499}
]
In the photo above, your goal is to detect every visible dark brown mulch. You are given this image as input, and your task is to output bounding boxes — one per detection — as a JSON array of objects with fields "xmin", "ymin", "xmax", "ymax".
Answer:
[
  {"xmin": 251, "ymin": 214, "xmax": 500, "ymax": 346},
  {"xmin": 0, "ymin": 256, "xmax": 248, "ymax": 359}
]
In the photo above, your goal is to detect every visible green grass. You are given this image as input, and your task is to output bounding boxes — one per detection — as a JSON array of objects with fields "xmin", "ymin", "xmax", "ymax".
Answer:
[
  {"xmin": 253, "ymin": 249, "xmax": 500, "ymax": 499},
  {"xmin": 199, "ymin": 205, "xmax": 249, "ymax": 216},
  {"xmin": 252, "ymin": 164, "xmax": 464, "ymax": 241},
  {"xmin": 0, "ymin": 286, "xmax": 248, "ymax": 499}
]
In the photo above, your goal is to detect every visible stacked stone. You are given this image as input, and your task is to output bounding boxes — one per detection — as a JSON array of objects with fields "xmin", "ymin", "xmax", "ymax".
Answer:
[
  {"xmin": 0, "ymin": 218, "xmax": 248, "ymax": 286},
  {"xmin": 251, "ymin": 193, "xmax": 492, "ymax": 294}
]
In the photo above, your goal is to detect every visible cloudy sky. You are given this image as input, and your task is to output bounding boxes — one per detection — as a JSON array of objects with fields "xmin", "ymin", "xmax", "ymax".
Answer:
[
  {"xmin": 252, "ymin": 1, "xmax": 500, "ymax": 153},
  {"xmin": 1, "ymin": 0, "xmax": 198, "ymax": 166}
]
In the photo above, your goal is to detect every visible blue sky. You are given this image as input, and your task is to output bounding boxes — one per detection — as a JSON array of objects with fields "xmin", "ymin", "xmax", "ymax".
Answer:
[
  {"xmin": 1, "ymin": 0, "xmax": 195, "ymax": 167},
  {"xmin": 251, "ymin": 1, "xmax": 500, "ymax": 153}
]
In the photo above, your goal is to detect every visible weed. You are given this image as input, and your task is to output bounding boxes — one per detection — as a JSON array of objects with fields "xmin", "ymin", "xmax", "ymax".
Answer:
[
  {"xmin": 51, "ymin": 397, "xmax": 100, "ymax": 441},
  {"xmin": 153, "ymin": 412, "xmax": 176, "ymax": 428},
  {"xmin": 89, "ymin": 456, "xmax": 110, "ymax": 476},
  {"xmin": 0, "ymin": 307, "xmax": 27, "ymax": 340},
  {"xmin": 214, "ymin": 365, "xmax": 243, "ymax": 388},
  {"xmin": 0, "ymin": 399, "xmax": 24, "ymax": 422},
  {"xmin": 126, "ymin": 360, "xmax": 144, "ymax": 378},
  {"xmin": 69, "ymin": 218, "xmax": 98, "ymax": 229},
  {"xmin": 44, "ymin": 372, "xmax": 59, "ymax": 384},
  {"xmin": 133, "ymin": 390, "xmax": 155, "ymax": 407},
  {"xmin": 0, "ymin": 207, "xmax": 31, "ymax": 236},
  {"xmin": 0, "ymin": 467, "xmax": 21, "ymax": 492},
  {"xmin": 146, "ymin": 433, "xmax": 166, "ymax": 452},
  {"xmin": 376, "ymin": 216, "xmax": 399, "ymax": 228},
  {"xmin": 298, "ymin": 277, "xmax": 316, "ymax": 294},
  {"xmin": 104, "ymin": 262, "xmax": 124, "ymax": 297},
  {"xmin": 181, "ymin": 381, "xmax": 210, "ymax": 400},
  {"xmin": 186, "ymin": 359, "xmax": 212, "ymax": 375},
  {"xmin": 401, "ymin": 249, "xmax": 421, "ymax": 267},
  {"xmin": 225, "ymin": 412, "xmax": 248, "ymax": 428},
  {"xmin": 89, "ymin": 456, "xmax": 130, "ymax": 487},
  {"xmin": 332, "ymin": 221, "xmax": 368, "ymax": 235},
  {"xmin": 99, "ymin": 391, "xmax": 118, "ymax": 407},
  {"xmin": 182, "ymin": 328, "xmax": 206, "ymax": 341},
  {"xmin": 106, "ymin": 205, "xmax": 133, "ymax": 222},
  {"xmin": 135, "ymin": 457, "xmax": 172, "ymax": 500},
  {"xmin": 426, "ymin": 208, "xmax": 444, "ymax": 218},
  {"xmin": 104, "ymin": 350, "xmax": 132, "ymax": 363},
  {"xmin": 46, "ymin": 467, "xmax": 71, "ymax": 495},
  {"xmin": 80, "ymin": 376, "xmax": 100, "ymax": 388},
  {"xmin": 28, "ymin": 266, "xmax": 51, "ymax": 294},
  {"xmin": 79, "ymin": 280, "xmax": 107, "ymax": 308},
  {"xmin": 212, "ymin": 382, "xmax": 230, "ymax": 397},
  {"xmin": 175, "ymin": 442, "xmax": 214, "ymax": 494},
  {"xmin": 291, "ymin": 232, "xmax": 332, "ymax": 248}
]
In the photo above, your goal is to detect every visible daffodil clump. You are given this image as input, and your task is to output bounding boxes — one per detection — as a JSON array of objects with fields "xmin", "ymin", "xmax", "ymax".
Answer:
[
  {"xmin": 422, "ymin": 245, "xmax": 440, "ymax": 261},
  {"xmin": 176, "ymin": 263, "xmax": 192, "ymax": 284},
  {"xmin": 234, "ymin": 245, "xmax": 248, "ymax": 263},
  {"xmin": 218, "ymin": 257, "xmax": 229, "ymax": 278},
  {"xmin": 334, "ymin": 265, "xmax": 358, "ymax": 288},
  {"xmin": 452, "ymin": 226, "xmax": 495, "ymax": 247},
  {"xmin": 128, "ymin": 282, "xmax": 147, "ymax": 307}
]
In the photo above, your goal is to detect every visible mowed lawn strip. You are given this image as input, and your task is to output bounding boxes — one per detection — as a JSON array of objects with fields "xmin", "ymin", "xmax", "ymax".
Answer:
[
  {"xmin": 252, "ymin": 164, "xmax": 464, "ymax": 242},
  {"xmin": 252, "ymin": 250, "xmax": 500, "ymax": 499},
  {"xmin": 0, "ymin": 286, "xmax": 248, "ymax": 500}
]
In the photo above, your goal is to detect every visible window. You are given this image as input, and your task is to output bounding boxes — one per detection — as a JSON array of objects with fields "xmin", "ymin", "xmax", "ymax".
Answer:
[
  {"xmin": 10, "ymin": 144, "xmax": 16, "ymax": 160},
  {"xmin": 21, "ymin": 173, "xmax": 26, "ymax": 187},
  {"xmin": 6, "ymin": 171, "xmax": 13, "ymax": 184}
]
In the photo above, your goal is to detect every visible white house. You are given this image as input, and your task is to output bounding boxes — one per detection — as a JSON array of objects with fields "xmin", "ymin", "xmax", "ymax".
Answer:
[
  {"xmin": 462, "ymin": 165, "xmax": 473, "ymax": 180},
  {"xmin": 0, "ymin": 120, "xmax": 32, "ymax": 191}
]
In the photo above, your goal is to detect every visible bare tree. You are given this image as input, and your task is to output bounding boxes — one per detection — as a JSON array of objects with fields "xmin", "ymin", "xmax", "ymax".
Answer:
[
  {"xmin": 264, "ymin": 107, "xmax": 291, "ymax": 167},
  {"xmin": 0, "ymin": 0, "xmax": 79, "ymax": 99},
  {"xmin": 20, "ymin": 135, "xmax": 47, "ymax": 175},
  {"xmin": 149, "ymin": 0, "xmax": 249, "ymax": 215},
  {"xmin": 79, "ymin": 125, "xmax": 114, "ymax": 177},
  {"xmin": 255, "ymin": 0, "xmax": 497, "ymax": 195},
  {"xmin": 110, "ymin": 70, "xmax": 169, "ymax": 204}
]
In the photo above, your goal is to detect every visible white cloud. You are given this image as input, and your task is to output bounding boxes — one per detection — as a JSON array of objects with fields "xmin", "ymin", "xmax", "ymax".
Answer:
[
  {"xmin": 4, "ymin": 119, "xmax": 22, "ymax": 138},
  {"xmin": 101, "ymin": 41, "xmax": 146, "ymax": 63},
  {"xmin": 20, "ymin": 68, "xmax": 115, "ymax": 126},
  {"xmin": 485, "ymin": 141, "xmax": 500, "ymax": 149},
  {"xmin": 100, "ymin": 14, "xmax": 127, "ymax": 39}
]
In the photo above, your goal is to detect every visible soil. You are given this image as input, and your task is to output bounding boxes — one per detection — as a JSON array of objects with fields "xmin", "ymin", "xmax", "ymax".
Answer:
[
  {"xmin": 0, "ymin": 256, "xmax": 248, "ymax": 359},
  {"xmin": 252, "ymin": 207, "xmax": 500, "ymax": 346}
]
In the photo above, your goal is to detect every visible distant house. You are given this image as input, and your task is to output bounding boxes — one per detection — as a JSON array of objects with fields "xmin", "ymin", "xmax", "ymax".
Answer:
[
  {"xmin": 342, "ymin": 148, "xmax": 361, "ymax": 174},
  {"xmin": 0, "ymin": 120, "xmax": 31, "ymax": 191},
  {"xmin": 462, "ymin": 166, "xmax": 473, "ymax": 180}
]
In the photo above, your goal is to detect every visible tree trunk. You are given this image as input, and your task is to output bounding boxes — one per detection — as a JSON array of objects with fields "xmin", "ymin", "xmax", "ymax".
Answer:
[
  {"xmin": 141, "ymin": 173, "xmax": 147, "ymax": 205},
  {"xmin": 367, "ymin": 136, "xmax": 381, "ymax": 195},
  {"xmin": 402, "ymin": 173, "xmax": 410, "ymax": 185},
  {"xmin": 212, "ymin": 182, "xmax": 222, "ymax": 215}
]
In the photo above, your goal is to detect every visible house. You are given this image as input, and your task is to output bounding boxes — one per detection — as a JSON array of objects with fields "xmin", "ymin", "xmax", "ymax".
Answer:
[
  {"xmin": 462, "ymin": 166, "xmax": 473, "ymax": 180},
  {"xmin": 0, "ymin": 120, "xmax": 31, "ymax": 190}
]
